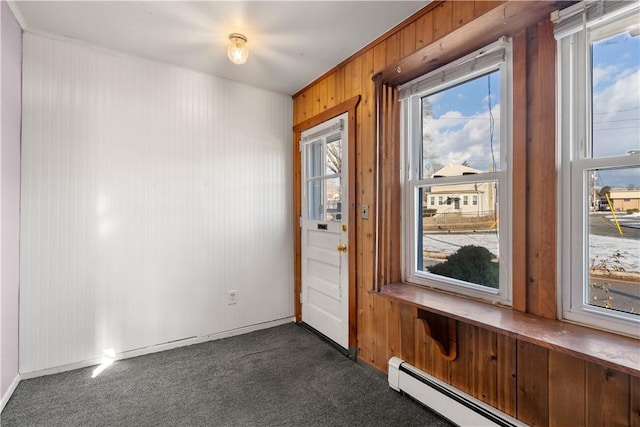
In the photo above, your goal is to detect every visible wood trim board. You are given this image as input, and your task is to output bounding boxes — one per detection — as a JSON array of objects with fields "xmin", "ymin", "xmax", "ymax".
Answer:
[{"xmin": 379, "ymin": 282, "xmax": 640, "ymax": 377}]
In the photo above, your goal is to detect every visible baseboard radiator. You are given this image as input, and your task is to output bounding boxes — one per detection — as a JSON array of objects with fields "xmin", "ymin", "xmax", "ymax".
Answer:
[{"xmin": 388, "ymin": 357, "xmax": 527, "ymax": 427}]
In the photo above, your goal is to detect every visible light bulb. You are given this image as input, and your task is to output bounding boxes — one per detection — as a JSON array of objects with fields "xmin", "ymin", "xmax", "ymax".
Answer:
[{"xmin": 227, "ymin": 33, "xmax": 249, "ymax": 65}]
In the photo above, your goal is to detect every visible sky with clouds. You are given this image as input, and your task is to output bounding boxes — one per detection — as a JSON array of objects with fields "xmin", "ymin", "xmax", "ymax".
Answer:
[
  {"xmin": 421, "ymin": 70, "xmax": 501, "ymax": 177},
  {"xmin": 592, "ymin": 31, "xmax": 639, "ymax": 153},
  {"xmin": 592, "ymin": 30, "xmax": 639, "ymax": 188},
  {"xmin": 421, "ymin": 31, "xmax": 639, "ymax": 188}
]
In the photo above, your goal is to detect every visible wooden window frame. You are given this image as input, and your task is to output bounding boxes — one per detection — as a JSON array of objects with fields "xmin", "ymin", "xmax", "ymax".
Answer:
[{"xmin": 371, "ymin": 1, "xmax": 572, "ymax": 315}]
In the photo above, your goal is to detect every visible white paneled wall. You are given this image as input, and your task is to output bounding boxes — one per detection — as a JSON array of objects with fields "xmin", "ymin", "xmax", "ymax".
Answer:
[{"xmin": 20, "ymin": 32, "xmax": 294, "ymax": 373}]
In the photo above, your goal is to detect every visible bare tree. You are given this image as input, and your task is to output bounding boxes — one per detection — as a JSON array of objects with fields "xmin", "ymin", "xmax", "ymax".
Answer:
[
  {"xmin": 422, "ymin": 99, "xmax": 444, "ymax": 178},
  {"xmin": 423, "ymin": 151, "xmax": 444, "ymax": 178},
  {"xmin": 326, "ymin": 142, "xmax": 342, "ymax": 175},
  {"xmin": 599, "ymin": 185, "xmax": 611, "ymax": 198}
]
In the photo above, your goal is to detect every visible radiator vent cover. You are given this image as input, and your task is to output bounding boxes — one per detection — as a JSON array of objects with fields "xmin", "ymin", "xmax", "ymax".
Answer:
[{"xmin": 388, "ymin": 357, "xmax": 528, "ymax": 427}]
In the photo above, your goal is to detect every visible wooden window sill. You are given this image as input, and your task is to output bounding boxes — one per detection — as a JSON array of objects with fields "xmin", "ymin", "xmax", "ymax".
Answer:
[{"xmin": 377, "ymin": 282, "xmax": 639, "ymax": 377}]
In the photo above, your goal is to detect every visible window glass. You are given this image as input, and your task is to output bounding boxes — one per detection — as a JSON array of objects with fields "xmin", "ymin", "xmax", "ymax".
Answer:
[
  {"xmin": 586, "ymin": 17, "xmax": 640, "ymax": 317},
  {"xmin": 587, "ymin": 167, "xmax": 640, "ymax": 315},
  {"xmin": 419, "ymin": 181, "xmax": 499, "ymax": 289},
  {"xmin": 326, "ymin": 134, "xmax": 342, "ymax": 175},
  {"xmin": 403, "ymin": 40, "xmax": 510, "ymax": 304},
  {"xmin": 557, "ymin": 3, "xmax": 640, "ymax": 337},
  {"xmin": 307, "ymin": 141, "xmax": 323, "ymax": 178},
  {"xmin": 421, "ymin": 70, "xmax": 501, "ymax": 179},
  {"xmin": 591, "ymin": 15, "xmax": 640, "ymax": 159},
  {"xmin": 308, "ymin": 180, "xmax": 322, "ymax": 221},
  {"xmin": 325, "ymin": 177, "xmax": 342, "ymax": 222},
  {"xmin": 304, "ymin": 132, "xmax": 343, "ymax": 223}
]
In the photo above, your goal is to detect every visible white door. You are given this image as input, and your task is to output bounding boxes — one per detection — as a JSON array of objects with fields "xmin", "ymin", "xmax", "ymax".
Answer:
[{"xmin": 301, "ymin": 113, "xmax": 349, "ymax": 349}]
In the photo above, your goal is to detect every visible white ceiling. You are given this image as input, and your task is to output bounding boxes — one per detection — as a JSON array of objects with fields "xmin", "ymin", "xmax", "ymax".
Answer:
[{"xmin": 12, "ymin": 1, "xmax": 428, "ymax": 95}]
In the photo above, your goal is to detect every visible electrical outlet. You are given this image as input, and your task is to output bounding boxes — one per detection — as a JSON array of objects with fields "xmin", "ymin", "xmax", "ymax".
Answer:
[{"xmin": 227, "ymin": 290, "xmax": 237, "ymax": 305}]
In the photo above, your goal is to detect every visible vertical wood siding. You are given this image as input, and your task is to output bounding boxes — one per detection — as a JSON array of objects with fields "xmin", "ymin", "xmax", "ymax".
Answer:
[
  {"xmin": 292, "ymin": 1, "xmax": 639, "ymax": 425},
  {"xmin": 20, "ymin": 32, "xmax": 294, "ymax": 373}
]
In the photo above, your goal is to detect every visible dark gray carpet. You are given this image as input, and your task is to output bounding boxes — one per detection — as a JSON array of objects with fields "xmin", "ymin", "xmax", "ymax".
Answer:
[{"xmin": 1, "ymin": 323, "xmax": 453, "ymax": 426}]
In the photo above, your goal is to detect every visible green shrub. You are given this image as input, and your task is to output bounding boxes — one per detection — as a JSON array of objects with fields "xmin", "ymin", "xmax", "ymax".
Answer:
[
  {"xmin": 626, "ymin": 208, "xmax": 639, "ymax": 214},
  {"xmin": 428, "ymin": 245, "xmax": 499, "ymax": 288}
]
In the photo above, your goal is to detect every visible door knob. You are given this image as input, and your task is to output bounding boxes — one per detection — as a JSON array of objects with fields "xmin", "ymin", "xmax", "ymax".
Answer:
[{"xmin": 337, "ymin": 243, "xmax": 348, "ymax": 252}]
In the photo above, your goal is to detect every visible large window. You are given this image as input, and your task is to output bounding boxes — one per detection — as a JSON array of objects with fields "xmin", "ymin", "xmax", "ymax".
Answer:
[
  {"xmin": 401, "ymin": 39, "xmax": 512, "ymax": 305},
  {"xmin": 557, "ymin": 1, "xmax": 640, "ymax": 337}
]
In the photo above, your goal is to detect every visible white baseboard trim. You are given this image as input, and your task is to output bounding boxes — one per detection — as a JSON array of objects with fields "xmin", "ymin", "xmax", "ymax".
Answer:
[
  {"xmin": 20, "ymin": 317, "xmax": 295, "ymax": 380},
  {"xmin": 0, "ymin": 373, "xmax": 21, "ymax": 414}
]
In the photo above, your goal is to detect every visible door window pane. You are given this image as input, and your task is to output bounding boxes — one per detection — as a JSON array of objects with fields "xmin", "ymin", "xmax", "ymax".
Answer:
[
  {"xmin": 306, "ymin": 177, "xmax": 342, "ymax": 222},
  {"xmin": 305, "ymin": 131, "xmax": 343, "ymax": 222},
  {"xmin": 307, "ymin": 141, "xmax": 323, "ymax": 178},
  {"xmin": 307, "ymin": 179, "xmax": 323, "ymax": 221},
  {"xmin": 326, "ymin": 177, "xmax": 341, "ymax": 222},
  {"xmin": 326, "ymin": 134, "xmax": 342, "ymax": 175}
]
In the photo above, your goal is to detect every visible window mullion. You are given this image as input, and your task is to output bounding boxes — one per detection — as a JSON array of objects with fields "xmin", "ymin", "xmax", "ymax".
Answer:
[
  {"xmin": 573, "ymin": 155, "xmax": 640, "ymax": 171},
  {"xmin": 416, "ymin": 172, "xmax": 503, "ymax": 187}
]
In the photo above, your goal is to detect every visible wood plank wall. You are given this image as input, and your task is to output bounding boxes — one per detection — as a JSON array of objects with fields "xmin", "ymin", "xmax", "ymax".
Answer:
[{"xmin": 292, "ymin": 2, "xmax": 639, "ymax": 425}]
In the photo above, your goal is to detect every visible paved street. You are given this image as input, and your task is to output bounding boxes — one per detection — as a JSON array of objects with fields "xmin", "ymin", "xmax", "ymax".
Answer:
[
  {"xmin": 589, "ymin": 276, "xmax": 640, "ymax": 314},
  {"xmin": 422, "ymin": 213, "xmax": 640, "ymax": 272},
  {"xmin": 589, "ymin": 212, "xmax": 640, "ymax": 240}
]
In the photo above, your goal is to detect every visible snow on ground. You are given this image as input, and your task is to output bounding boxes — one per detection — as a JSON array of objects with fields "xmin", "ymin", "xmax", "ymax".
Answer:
[
  {"xmin": 589, "ymin": 234, "xmax": 640, "ymax": 273},
  {"xmin": 423, "ymin": 232, "xmax": 499, "ymax": 257},
  {"xmin": 423, "ymin": 232, "xmax": 640, "ymax": 273}
]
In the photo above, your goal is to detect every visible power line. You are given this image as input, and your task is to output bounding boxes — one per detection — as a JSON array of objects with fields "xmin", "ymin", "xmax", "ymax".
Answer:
[
  {"xmin": 593, "ymin": 106, "xmax": 640, "ymax": 115},
  {"xmin": 593, "ymin": 118, "xmax": 640, "ymax": 124},
  {"xmin": 593, "ymin": 125, "xmax": 640, "ymax": 130}
]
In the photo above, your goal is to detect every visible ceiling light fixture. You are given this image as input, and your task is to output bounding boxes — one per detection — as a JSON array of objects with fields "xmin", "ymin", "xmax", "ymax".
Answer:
[{"xmin": 227, "ymin": 33, "xmax": 249, "ymax": 65}]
